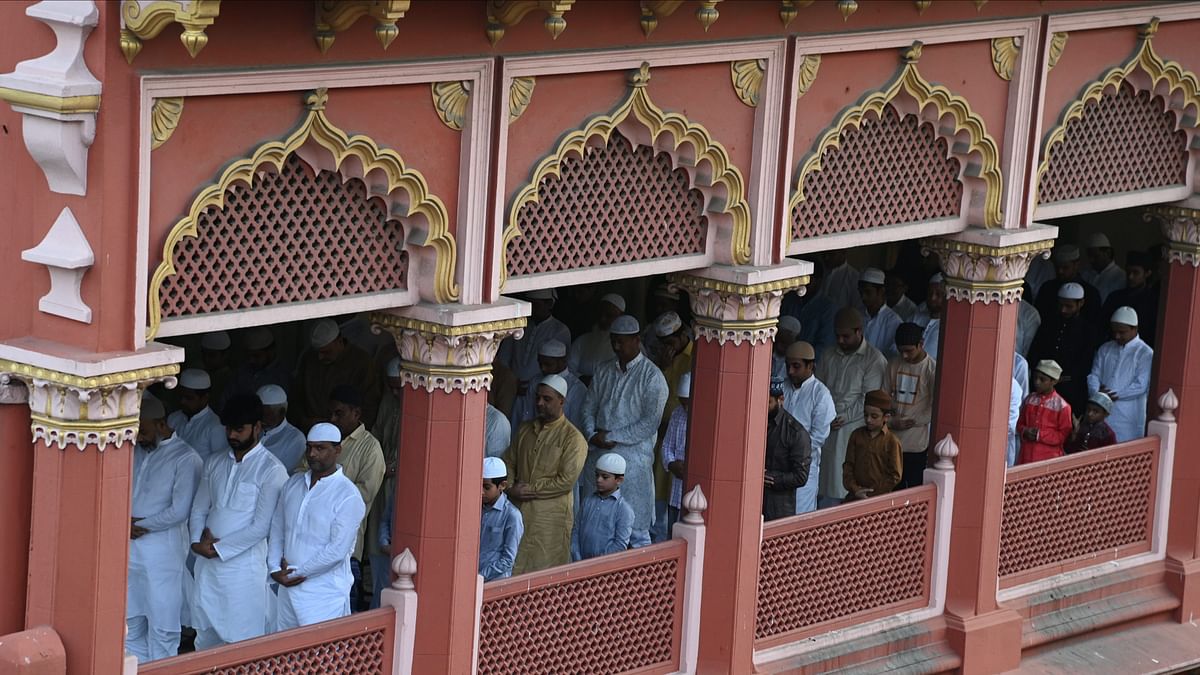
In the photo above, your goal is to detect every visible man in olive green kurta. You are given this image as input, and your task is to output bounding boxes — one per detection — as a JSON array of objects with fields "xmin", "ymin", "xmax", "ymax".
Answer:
[{"xmin": 506, "ymin": 375, "xmax": 588, "ymax": 575}]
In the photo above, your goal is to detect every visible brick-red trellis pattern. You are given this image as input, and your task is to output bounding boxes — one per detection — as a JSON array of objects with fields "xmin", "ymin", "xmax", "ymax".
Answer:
[
  {"xmin": 755, "ymin": 495, "xmax": 932, "ymax": 644},
  {"xmin": 999, "ymin": 446, "xmax": 1155, "ymax": 581},
  {"xmin": 159, "ymin": 154, "xmax": 408, "ymax": 318},
  {"xmin": 203, "ymin": 631, "xmax": 386, "ymax": 675},
  {"xmin": 507, "ymin": 130, "xmax": 707, "ymax": 278},
  {"xmin": 1039, "ymin": 82, "xmax": 1188, "ymax": 205},
  {"xmin": 792, "ymin": 105, "xmax": 963, "ymax": 241},
  {"xmin": 477, "ymin": 558, "xmax": 679, "ymax": 674}
]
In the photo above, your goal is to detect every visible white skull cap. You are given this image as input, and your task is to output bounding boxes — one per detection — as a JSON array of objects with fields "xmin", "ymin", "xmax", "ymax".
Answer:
[
  {"xmin": 610, "ymin": 314, "xmax": 640, "ymax": 335},
  {"xmin": 483, "ymin": 456, "xmax": 508, "ymax": 480},
  {"xmin": 597, "ymin": 452, "xmax": 626, "ymax": 475},
  {"xmin": 538, "ymin": 373, "xmax": 568, "ymax": 398},
  {"xmin": 778, "ymin": 315, "xmax": 801, "ymax": 334},
  {"xmin": 310, "ymin": 318, "xmax": 340, "ymax": 348},
  {"xmin": 860, "ymin": 267, "xmax": 886, "ymax": 286},
  {"xmin": 1057, "ymin": 282, "xmax": 1085, "ymax": 300},
  {"xmin": 178, "ymin": 369, "xmax": 211, "ymax": 391},
  {"xmin": 539, "ymin": 340, "xmax": 568, "ymax": 358},
  {"xmin": 600, "ymin": 293, "xmax": 626, "ymax": 312},
  {"xmin": 1110, "ymin": 306, "xmax": 1138, "ymax": 327},
  {"xmin": 654, "ymin": 311, "xmax": 682, "ymax": 337},
  {"xmin": 307, "ymin": 422, "xmax": 342, "ymax": 444},
  {"xmin": 256, "ymin": 384, "xmax": 287, "ymax": 406}
]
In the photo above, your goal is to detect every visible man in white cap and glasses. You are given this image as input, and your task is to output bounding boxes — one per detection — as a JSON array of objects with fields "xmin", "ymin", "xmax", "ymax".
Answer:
[
  {"xmin": 498, "ymin": 289, "xmax": 572, "ymax": 408},
  {"xmin": 568, "ymin": 293, "xmax": 625, "ymax": 386},
  {"xmin": 660, "ymin": 372, "xmax": 691, "ymax": 533},
  {"xmin": 1081, "ymin": 232, "xmax": 1125, "ymax": 303},
  {"xmin": 169, "ymin": 369, "xmax": 229, "ymax": 461},
  {"xmin": 126, "ymin": 394, "xmax": 202, "ymax": 662},
  {"xmin": 512, "ymin": 340, "xmax": 586, "ymax": 433},
  {"xmin": 1034, "ymin": 244, "xmax": 1102, "ymax": 326},
  {"xmin": 228, "ymin": 327, "xmax": 290, "ymax": 400},
  {"xmin": 269, "ymin": 423, "xmax": 365, "ymax": 630},
  {"xmin": 257, "ymin": 385, "xmax": 307, "ymax": 472},
  {"xmin": 506, "ymin": 374, "xmax": 587, "ymax": 574},
  {"xmin": 199, "ymin": 332, "xmax": 233, "ymax": 405},
  {"xmin": 783, "ymin": 341, "xmax": 836, "ymax": 514},
  {"xmin": 1087, "ymin": 306, "xmax": 1153, "ymax": 442},
  {"xmin": 1029, "ymin": 281, "xmax": 1100, "ymax": 416},
  {"xmin": 858, "ymin": 267, "xmax": 903, "ymax": 359},
  {"xmin": 581, "ymin": 315, "xmax": 669, "ymax": 547},
  {"xmin": 292, "ymin": 318, "xmax": 380, "ymax": 431}
]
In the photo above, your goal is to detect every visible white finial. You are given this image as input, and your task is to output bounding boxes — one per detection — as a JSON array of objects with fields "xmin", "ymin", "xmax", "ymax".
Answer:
[
  {"xmin": 682, "ymin": 485, "xmax": 708, "ymax": 524},
  {"xmin": 391, "ymin": 548, "xmax": 417, "ymax": 590},
  {"xmin": 1158, "ymin": 389, "xmax": 1179, "ymax": 422},
  {"xmin": 933, "ymin": 433, "xmax": 959, "ymax": 470}
]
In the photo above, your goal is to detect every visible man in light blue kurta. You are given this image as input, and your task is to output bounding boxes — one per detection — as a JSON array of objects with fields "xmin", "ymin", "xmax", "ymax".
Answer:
[
  {"xmin": 484, "ymin": 403, "xmax": 511, "ymax": 458},
  {"xmin": 511, "ymin": 340, "xmax": 588, "ymax": 435},
  {"xmin": 581, "ymin": 315, "xmax": 668, "ymax": 548},
  {"xmin": 1087, "ymin": 306, "xmax": 1154, "ymax": 442},
  {"xmin": 782, "ymin": 341, "xmax": 836, "ymax": 514},
  {"xmin": 480, "ymin": 457, "xmax": 524, "ymax": 581}
]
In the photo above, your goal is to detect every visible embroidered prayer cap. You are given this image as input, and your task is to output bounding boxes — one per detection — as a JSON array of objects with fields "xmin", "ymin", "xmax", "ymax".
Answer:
[
  {"xmin": 200, "ymin": 331, "xmax": 231, "ymax": 351},
  {"xmin": 786, "ymin": 341, "xmax": 815, "ymax": 361},
  {"xmin": 1088, "ymin": 391, "xmax": 1114, "ymax": 414},
  {"xmin": 769, "ymin": 377, "xmax": 786, "ymax": 397},
  {"xmin": 1110, "ymin": 306, "xmax": 1138, "ymax": 327},
  {"xmin": 894, "ymin": 322, "xmax": 924, "ymax": 347},
  {"xmin": 1035, "ymin": 359, "xmax": 1063, "ymax": 380},
  {"xmin": 178, "ymin": 369, "xmax": 211, "ymax": 391},
  {"xmin": 307, "ymin": 422, "xmax": 342, "ymax": 444},
  {"xmin": 864, "ymin": 389, "xmax": 893, "ymax": 411},
  {"xmin": 140, "ymin": 393, "xmax": 166, "ymax": 421},
  {"xmin": 539, "ymin": 340, "xmax": 568, "ymax": 358},
  {"xmin": 525, "ymin": 288, "xmax": 557, "ymax": 301},
  {"xmin": 860, "ymin": 267, "xmax": 886, "ymax": 286},
  {"xmin": 256, "ymin": 384, "xmax": 287, "ymax": 406},
  {"xmin": 1052, "ymin": 244, "xmax": 1081, "ymax": 263},
  {"xmin": 1057, "ymin": 282, "xmax": 1085, "ymax": 300},
  {"xmin": 610, "ymin": 314, "xmax": 640, "ymax": 336},
  {"xmin": 600, "ymin": 293, "xmax": 626, "ymax": 312},
  {"xmin": 220, "ymin": 393, "xmax": 263, "ymax": 427},
  {"xmin": 483, "ymin": 456, "xmax": 508, "ymax": 480},
  {"xmin": 677, "ymin": 373, "xmax": 691, "ymax": 398},
  {"xmin": 538, "ymin": 374, "xmax": 568, "ymax": 398},
  {"xmin": 386, "ymin": 357, "xmax": 402, "ymax": 378},
  {"xmin": 597, "ymin": 453, "xmax": 627, "ymax": 475},
  {"xmin": 654, "ymin": 311, "xmax": 683, "ymax": 337},
  {"xmin": 310, "ymin": 318, "xmax": 340, "ymax": 348},
  {"xmin": 243, "ymin": 326, "xmax": 274, "ymax": 351},
  {"xmin": 1083, "ymin": 232, "xmax": 1111, "ymax": 249},
  {"xmin": 778, "ymin": 315, "xmax": 801, "ymax": 335}
]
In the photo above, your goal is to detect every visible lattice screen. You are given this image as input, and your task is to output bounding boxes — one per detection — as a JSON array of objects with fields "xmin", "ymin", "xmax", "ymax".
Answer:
[
  {"xmin": 477, "ymin": 558, "xmax": 678, "ymax": 674},
  {"xmin": 208, "ymin": 629, "xmax": 386, "ymax": 674},
  {"xmin": 507, "ymin": 130, "xmax": 707, "ymax": 278},
  {"xmin": 999, "ymin": 450, "xmax": 1154, "ymax": 579},
  {"xmin": 1040, "ymin": 82, "xmax": 1188, "ymax": 205},
  {"xmin": 792, "ymin": 105, "xmax": 963, "ymax": 241},
  {"xmin": 755, "ymin": 500, "xmax": 930, "ymax": 641},
  {"xmin": 159, "ymin": 154, "xmax": 408, "ymax": 319}
]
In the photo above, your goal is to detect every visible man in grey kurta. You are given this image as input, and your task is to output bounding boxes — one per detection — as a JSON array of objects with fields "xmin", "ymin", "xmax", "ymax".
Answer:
[{"xmin": 581, "ymin": 315, "xmax": 668, "ymax": 548}]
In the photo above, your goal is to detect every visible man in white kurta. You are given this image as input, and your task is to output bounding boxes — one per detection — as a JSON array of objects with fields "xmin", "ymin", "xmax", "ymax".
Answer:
[
  {"xmin": 1087, "ymin": 307, "xmax": 1154, "ymax": 441},
  {"xmin": 1006, "ymin": 376, "xmax": 1022, "ymax": 467},
  {"xmin": 189, "ymin": 394, "xmax": 288, "ymax": 649},
  {"xmin": 1016, "ymin": 297, "xmax": 1041, "ymax": 357},
  {"xmin": 501, "ymin": 289, "xmax": 573, "ymax": 423},
  {"xmin": 859, "ymin": 268, "xmax": 903, "ymax": 359},
  {"xmin": 782, "ymin": 341, "xmax": 837, "ymax": 514},
  {"xmin": 169, "ymin": 369, "xmax": 229, "ymax": 461},
  {"xmin": 485, "ymin": 403, "xmax": 511, "ymax": 458},
  {"xmin": 127, "ymin": 395, "xmax": 203, "ymax": 662},
  {"xmin": 269, "ymin": 423, "xmax": 366, "ymax": 630},
  {"xmin": 568, "ymin": 294, "xmax": 624, "ymax": 383},
  {"xmin": 257, "ymin": 385, "xmax": 307, "ymax": 473},
  {"xmin": 1082, "ymin": 233, "xmax": 1126, "ymax": 303},
  {"xmin": 815, "ymin": 308, "xmax": 888, "ymax": 505},
  {"xmin": 581, "ymin": 315, "xmax": 669, "ymax": 547}
]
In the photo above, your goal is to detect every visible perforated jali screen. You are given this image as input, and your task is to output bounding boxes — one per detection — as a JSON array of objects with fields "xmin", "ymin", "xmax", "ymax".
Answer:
[
  {"xmin": 999, "ymin": 448, "xmax": 1155, "ymax": 582},
  {"xmin": 1039, "ymin": 82, "xmax": 1188, "ymax": 205},
  {"xmin": 158, "ymin": 154, "xmax": 408, "ymax": 319},
  {"xmin": 792, "ymin": 105, "xmax": 963, "ymax": 241},
  {"xmin": 755, "ymin": 497, "xmax": 932, "ymax": 644},
  {"xmin": 477, "ymin": 557, "xmax": 679, "ymax": 674},
  {"xmin": 507, "ymin": 130, "xmax": 707, "ymax": 278}
]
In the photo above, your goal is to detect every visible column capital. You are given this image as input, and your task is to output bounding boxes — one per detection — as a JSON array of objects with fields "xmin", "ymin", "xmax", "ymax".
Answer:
[
  {"xmin": 372, "ymin": 300, "xmax": 528, "ymax": 394},
  {"xmin": 670, "ymin": 261, "xmax": 810, "ymax": 347},
  {"xmin": 921, "ymin": 229, "xmax": 1055, "ymax": 305},
  {"xmin": 1146, "ymin": 205, "xmax": 1200, "ymax": 267}
]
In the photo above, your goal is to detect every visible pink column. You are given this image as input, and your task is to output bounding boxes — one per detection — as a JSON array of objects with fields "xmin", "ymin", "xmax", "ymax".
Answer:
[
  {"xmin": 672, "ymin": 264, "xmax": 808, "ymax": 674},
  {"xmin": 0, "ymin": 382, "xmax": 32, "ymax": 636},
  {"xmin": 374, "ymin": 309, "xmax": 525, "ymax": 673},
  {"xmin": 923, "ymin": 235, "xmax": 1054, "ymax": 674}
]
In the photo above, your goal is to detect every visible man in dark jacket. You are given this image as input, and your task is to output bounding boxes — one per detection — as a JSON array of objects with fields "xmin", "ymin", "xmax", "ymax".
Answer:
[
  {"xmin": 1028, "ymin": 282, "xmax": 1101, "ymax": 417},
  {"xmin": 763, "ymin": 377, "xmax": 812, "ymax": 521}
]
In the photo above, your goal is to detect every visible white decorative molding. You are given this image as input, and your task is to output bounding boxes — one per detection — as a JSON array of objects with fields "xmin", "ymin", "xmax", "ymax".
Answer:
[
  {"xmin": 0, "ymin": 1, "xmax": 101, "ymax": 196},
  {"xmin": 693, "ymin": 323, "xmax": 778, "ymax": 347},
  {"xmin": 921, "ymin": 232, "xmax": 1055, "ymax": 305},
  {"xmin": 22, "ymin": 207, "xmax": 94, "ymax": 323},
  {"xmin": 1158, "ymin": 389, "xmax": 1179, "ymax": 422},
  {"xmin": 669, "ymin": 263, "xmax": 809, "ymax": 347},
  {"xmin": 932, "ymin": 433, "xmax": 959, "ymax": 470}
]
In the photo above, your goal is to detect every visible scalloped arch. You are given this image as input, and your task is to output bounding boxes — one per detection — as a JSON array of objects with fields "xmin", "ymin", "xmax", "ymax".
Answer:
[
  {"xmin": 502, "ymin": 63, "xmax": 751, "ymax": 289},
  {"xmin": 789, "ymin": 49, "xmax": 1005, "ymax": 234},
  {"xmin": 146, "ymin": 88, "xmax": 457, "ymax": 339},
  {"xmin": 1035, "ymin": 20, "xmax": 1200, "ymax": 203}
]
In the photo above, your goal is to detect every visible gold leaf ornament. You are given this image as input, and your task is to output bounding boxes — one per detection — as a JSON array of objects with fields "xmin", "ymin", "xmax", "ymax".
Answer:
[
  {"xmin": 797, "ymin": 54, "xmax": 821, "ymax": 98},
  {"xmin": 1048, "ymin": 32, "xmax": 1068, "ymax": 70},
  {"xmin": 509, "ymin": 76, "xmax": 536, "ymax": 123},
  {"xmin": 730, "ymin": 59, "xmax": 765, "ymax": 107},
  {"xmin": 151, "ymin": 97, "xmax": 184, "ymax": 150},
  {"xmin": 431, "ymin": 81, "xmax": 471, "ymax": 131},
  {"xmin": 990, "ymin": 36, "xmax": 1021, "ymax": 81}
]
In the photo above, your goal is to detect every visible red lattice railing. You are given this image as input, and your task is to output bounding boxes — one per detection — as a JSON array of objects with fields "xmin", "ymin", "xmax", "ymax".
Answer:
[
  {"xmin": 159, "ymin": 154, "xmax": 408, "ymax": 319},
  {"xmin": 755, "ymin": 485, "xmax": 936, "ymax": 649},
  {"xmin": 792, "ymin": 105, "xmax": 963, "ymax": 241},
  {"xmin": 999, "ymin": 437, "xmax": 1159, "ymax": 589},
  {"xmin": 507, "ymin": 130, "xmax": 708, "ymax": 278},
  {"xmin": 139, "ymin": 607, "xmax": 395, "ymax": 675},
  {"xmin": 1039, "ymin": 82, "xmax": 1188, "ymax": 205},
  {"xmin": 478, "ymin": 539, "xmax": 686, "ymax": 675}
]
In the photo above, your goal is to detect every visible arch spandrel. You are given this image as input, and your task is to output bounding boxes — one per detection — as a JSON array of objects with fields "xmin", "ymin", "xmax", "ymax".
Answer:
[
  {"xmin": 146, "ymin": 88, "xmax": 458, "ymax": 339},
  {"xmin": 502, "ymin": 62, "xmax": 751, "ymax": 291}
]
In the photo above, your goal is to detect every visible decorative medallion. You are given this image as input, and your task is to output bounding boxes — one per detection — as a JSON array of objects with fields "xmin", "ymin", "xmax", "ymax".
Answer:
[
  {"xmin": 431, "ymin": 81, "xmax": 471, "ymax": 131},
  {"xmin": 797, "ymin": 54, "xmax": 821, "ymax": 98},
  {"xmin": 990, "ymin": 36, "xmax": 1021, "ymax": 81},
  {"xmin": 151, "ymin": 97, "xmax": 184, "ymax": 150},
  {"xmin": 731, "ymin": 59, "xmax": 765, "ymax": 107},
  {"xmin": 314, "ymin": 0, "xmax": 411, "ymax": 53},
  {"xmin": 509, "ymin": 76, "xmax": 535, "ymax": 123},
  {"xmin": 1048, "ymin": 32, "xmax": 1068, "ymax": 70}
]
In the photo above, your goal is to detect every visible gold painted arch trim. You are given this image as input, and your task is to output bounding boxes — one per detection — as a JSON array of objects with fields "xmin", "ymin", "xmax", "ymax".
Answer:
[
  {"xmin": 502, "ymin": 62, "xmax": 752, "ymax": 288},
  {"xmin": 1035, "ymin": 19, "xmax": 1200, "ymax": 203},
  {"xmin": 146, "ymin": 88, "xmax": 457, "ymax": 339},
  {"xmin": 789, "ymin": 42, "xmax": 1005, "ymax": 231}
]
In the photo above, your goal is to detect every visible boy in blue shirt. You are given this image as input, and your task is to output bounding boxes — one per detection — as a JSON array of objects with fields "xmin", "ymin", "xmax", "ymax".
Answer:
[
  {"xmin": 480, "ymin": 457, "xmax": 524, "ymax": 581},
  {"xmin": 572, "ymin": 453, "xmax": 634, "ymax": 561}
]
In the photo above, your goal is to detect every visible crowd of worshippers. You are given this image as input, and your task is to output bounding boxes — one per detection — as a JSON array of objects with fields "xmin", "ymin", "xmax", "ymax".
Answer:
[{"xmin": 125, "ymin": 231, "xmax": 1157, "ymax": 661}]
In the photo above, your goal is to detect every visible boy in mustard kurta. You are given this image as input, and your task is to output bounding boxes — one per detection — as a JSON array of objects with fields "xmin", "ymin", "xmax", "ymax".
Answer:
[{"xmin": 842, "ymin": 389, "xmax": 903, "ymax": 501}]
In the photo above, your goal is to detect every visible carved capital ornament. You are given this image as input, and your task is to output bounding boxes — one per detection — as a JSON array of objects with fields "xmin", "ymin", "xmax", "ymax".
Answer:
[
  {"xmin": 669, "ymin": 272, "xmax": 808, "ymax": 346},
  {"xmin": 1146, "ymin": 205, "xmax": 1200, "ymax": 267},
  {"xmin": 920, "ymin": 237, "xmax": 1053, "ymax": 304},
  {"xmin": 371, "ymin": 313, "xmax": 526, "ymax": 393}
]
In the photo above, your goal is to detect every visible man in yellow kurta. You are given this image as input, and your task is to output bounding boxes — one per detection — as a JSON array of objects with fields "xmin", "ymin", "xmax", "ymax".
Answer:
[{"xmin": 506, "ymin": 374, "xmax": 588, "ymax": 574}]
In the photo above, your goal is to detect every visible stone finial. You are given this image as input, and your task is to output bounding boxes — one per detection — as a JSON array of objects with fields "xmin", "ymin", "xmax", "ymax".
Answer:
[
  {"xmin": 933, "ymin": 433, "xmax": 959, "ymax": 470},
  {"xmin": 391, "ymin": 548, "xmax": 417, "ymax": 590},
  {"xmin": 1158, "ymin": 389, "xmax": 1179, "ymax": 422},
  {"xmin": 682, "ymin": 485, "xmax": 708, "ymax": 524}
]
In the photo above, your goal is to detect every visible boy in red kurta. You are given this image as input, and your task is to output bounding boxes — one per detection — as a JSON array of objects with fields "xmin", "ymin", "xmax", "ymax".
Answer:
[{"xmin": 1016, "ymin": 360, "xmax": 1073, "ymax": 464}]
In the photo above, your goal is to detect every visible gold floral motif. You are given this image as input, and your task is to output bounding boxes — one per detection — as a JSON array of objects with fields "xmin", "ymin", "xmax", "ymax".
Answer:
[
  {"xmin": 990, "ymin": 36, "xmax": 1021, "ymax": 81},
  {"xmin": 797, "ymin": 54, "xmax": 821, "ymax": 98},
  {"xmin": 509, "ymin": 76, "xmax": 536, "ymax": 123},
  {"xmin": 791, "ymin": 42, "xmax": 1006, "ymax": 230},
  {"xmin": 146, "ymin": 88, "xmax": 458, "ymax": 339},
  {"xmin": 431, "ymin": 81, "xmax": 471, "ymax": 131},
  {"xmin": 1036, "ymin": 19, "xmax": 1200, "ymax": 203},
  {"xmin": 640, "ymin": 0, "xmax": 684, "ymax": 37},
  {"xmin": 150, "ymin": 97, "xmax": 184, "ymax": 150},
  {"xmin": 1048, "ymin": 32, "xmax": 1068, "ymax": 70},
  {"xmin": 503, "ymin": 62, "xmax": 753, "ymax": 288},
  {"xmin": 314, "ymin": 0, "xmax": 411, "ymax": 53},
  {"xmin": 486, "ymin": 0, "xmax": 575, "ymax": 45},
  {"xmin": 120, "ymin": 0, "xmax": 222, "ymax": 64},
  {"xmin": 730, "ymin": 59, "xmax": 765, "ymax": 107}
]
